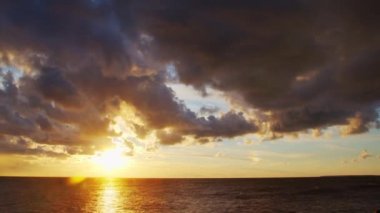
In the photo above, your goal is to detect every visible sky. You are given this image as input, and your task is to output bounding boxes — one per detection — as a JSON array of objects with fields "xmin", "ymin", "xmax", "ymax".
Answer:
[{"xmin": 0, "ymin": 0, "xmax": 380, "ymax": 178}]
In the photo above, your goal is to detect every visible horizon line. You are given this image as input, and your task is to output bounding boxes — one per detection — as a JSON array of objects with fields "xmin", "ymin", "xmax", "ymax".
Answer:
[{"xmin": 1, "ymin": 175, "xmax": 379, "ymax": 179}]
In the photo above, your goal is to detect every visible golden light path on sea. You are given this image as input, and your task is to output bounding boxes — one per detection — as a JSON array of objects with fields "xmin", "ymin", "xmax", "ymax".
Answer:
[{"xmin": 98, "ymin": 179, "xmax": 122, "ymax": 213}]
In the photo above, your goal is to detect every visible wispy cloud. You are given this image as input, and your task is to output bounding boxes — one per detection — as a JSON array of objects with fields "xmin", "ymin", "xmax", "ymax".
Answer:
[
  {"xmin": 343, "ymin": 149, "xmax": 375, "ymax": 164},
  {"xmin": 249, "ymin": 153, "xmax": 262, "ymax": 163}
]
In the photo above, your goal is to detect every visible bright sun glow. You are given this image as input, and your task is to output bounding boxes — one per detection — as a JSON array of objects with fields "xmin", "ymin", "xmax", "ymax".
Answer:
[{"xmin": 93, "ymin": 148, "xmax": 128, "ymax": 174}]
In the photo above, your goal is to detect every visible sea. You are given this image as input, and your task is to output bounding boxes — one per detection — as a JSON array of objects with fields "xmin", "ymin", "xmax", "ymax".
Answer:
[{"xmin": 0, "ymin": 176, "xmax": 379, "ymax": 212}]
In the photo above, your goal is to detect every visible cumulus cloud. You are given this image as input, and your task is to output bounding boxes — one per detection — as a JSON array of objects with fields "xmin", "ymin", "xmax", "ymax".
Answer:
[{"xmin": 1, "ymin": 0, "xmax": 380, "ymax": 157}]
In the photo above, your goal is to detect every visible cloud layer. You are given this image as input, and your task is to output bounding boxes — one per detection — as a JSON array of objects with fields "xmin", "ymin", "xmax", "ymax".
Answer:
[
  {"xmin": 131, "ymin": 0, "xmax": 380, "ymax": 133},
  {"xmin": 1, "ymin": 0, "xmax": 380, "ymax": 156}
]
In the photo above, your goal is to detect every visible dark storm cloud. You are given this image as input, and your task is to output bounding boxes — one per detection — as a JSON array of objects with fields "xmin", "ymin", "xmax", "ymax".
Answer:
[
  {"xmin": 0, "ymin": 0, "xmax": 131, "ymax": 75},
  {"xmin": 126, "ymin": 0, "xmax": 380, "ymax": 133},
  {"xmin": 0, "ymin": 0, "xmax": 380, "ymax": 157},
  {"xmin": 0, "ymin": 135, "xmax": 68, "ymax": 158},
  {"xmin": 0, "ymin": 0, "xmax": 257, "ymax": 156},
  {"xmin": 156, "ymin": 130, "xmax": 184, "ymax": 145},
  {"xmin": 35, "ymin": 115, "xmax": 53, "ymax": 131},
  {"xmin": 36, "ymin": 67, "xmax": 81, "ymax": 108},
  {"xmin": 199, "ymin": 106, "xmax": 219, "ymax": 115},
  {"xmin": 0, "ymin": 67, "xmax": 109, "ymax": 154},
  {"xmin": 69, "ymin": 66, "xmax": 256, "ymax": 139},
  {"xmin": 189, "ymin": 112, "xmax": 257, "ymax": 138}
]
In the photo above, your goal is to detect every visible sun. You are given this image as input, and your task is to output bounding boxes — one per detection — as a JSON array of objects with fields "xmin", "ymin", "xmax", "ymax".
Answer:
[{"xmin": 93, "ymin": 148, "xmax": 128, "ymax": 174}]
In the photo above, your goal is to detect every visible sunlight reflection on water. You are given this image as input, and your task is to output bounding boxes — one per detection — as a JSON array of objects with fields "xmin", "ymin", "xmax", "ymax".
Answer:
[
  {"xmin": 97, "ymin": 179, "xmax": 124, "ymax": 213},
  {"xmin": 0, "ymin": 177, "xmax": 379, "ymax": 212}
]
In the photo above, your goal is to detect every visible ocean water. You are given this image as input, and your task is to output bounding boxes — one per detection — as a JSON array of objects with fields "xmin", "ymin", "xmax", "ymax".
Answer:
[{"xmin": 0, "ymin": 176, "xmax": 379, "ymax": 212}]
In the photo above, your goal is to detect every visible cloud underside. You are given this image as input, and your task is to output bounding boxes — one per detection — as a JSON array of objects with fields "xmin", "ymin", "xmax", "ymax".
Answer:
[{"xmin": 1, "ymin": 0, "xmax": 380, "ymax": 156}]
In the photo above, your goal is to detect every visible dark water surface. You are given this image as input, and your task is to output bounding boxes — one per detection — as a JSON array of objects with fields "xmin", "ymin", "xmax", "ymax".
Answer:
[{"xmin": 0, "ymin": 176, "xmax": 379, "ymax": 212}]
